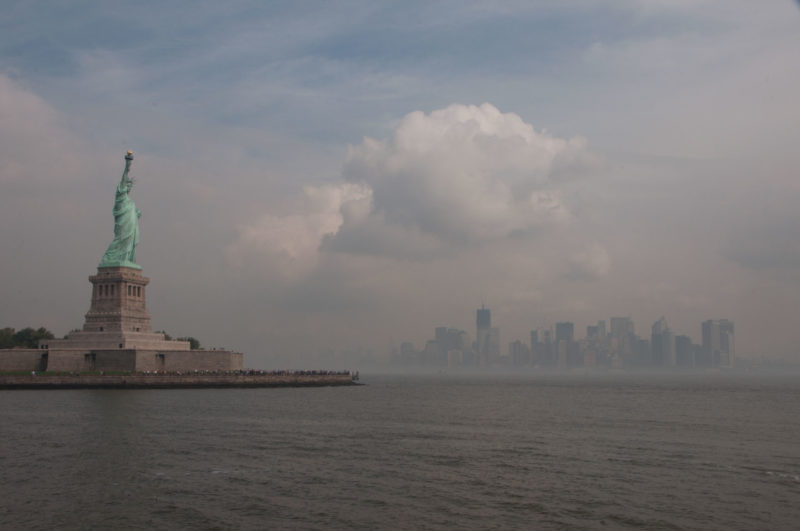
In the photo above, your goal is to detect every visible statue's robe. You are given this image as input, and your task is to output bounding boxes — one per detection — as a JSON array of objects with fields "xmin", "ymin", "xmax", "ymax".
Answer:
[{"xmin": 99, "ymin": 179, "xmax": 140, "ymax": 267}]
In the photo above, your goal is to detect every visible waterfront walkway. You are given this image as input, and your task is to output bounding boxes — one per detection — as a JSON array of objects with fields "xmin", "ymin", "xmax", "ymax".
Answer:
[{"xmin": 0, "ymin": 370, "xmax": 358, "ymax": 389}]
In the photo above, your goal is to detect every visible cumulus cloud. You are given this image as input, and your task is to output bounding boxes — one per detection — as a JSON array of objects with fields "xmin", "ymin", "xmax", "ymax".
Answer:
[
  {"xmin": 335, "ymin": 102, "xmax": 592, "ymax": 250},
  {"xmin": 226, "ymin": 182, "xmax": 371, "ymax": 278},
  {"xmin": 231, "ymin": 103, "xmax": 599, "ymax": 269}
]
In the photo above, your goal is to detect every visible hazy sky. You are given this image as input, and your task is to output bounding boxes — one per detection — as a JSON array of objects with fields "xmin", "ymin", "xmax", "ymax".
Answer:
[{"xmin": 2, "ymin": 1, "xmax": 799, "ymax": 366}]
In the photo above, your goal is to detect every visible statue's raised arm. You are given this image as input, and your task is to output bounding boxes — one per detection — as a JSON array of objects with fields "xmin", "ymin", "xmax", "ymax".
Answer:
[
  {"xmin": 99, "ymin": 151, "xmax": 142, "ymax": 269},
  {"xmin": 119, "ymin": 150, "xmax": 133, "ymax": 188}
]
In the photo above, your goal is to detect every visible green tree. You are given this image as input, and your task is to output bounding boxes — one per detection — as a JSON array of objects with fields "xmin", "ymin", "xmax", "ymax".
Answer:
[
  {"xmin": 0, "ymin": 328, "xmax": 15, "ymax": 349},
  {"xmin": 177, "ymin": 337, "xmax": 200, "ymax": 350},
  {"xmin": 156, "ymin": 331, "xmax": 198, "ymax": 348},
  {"xmin": 11, "ymin": 327, "xmax": 54, "ymax": 348}
]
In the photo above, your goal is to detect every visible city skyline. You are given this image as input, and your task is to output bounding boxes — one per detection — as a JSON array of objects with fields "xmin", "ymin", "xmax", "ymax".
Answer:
[{"xmin": 392, "ymin": 305, "xmax": 736, "ymax": 370}]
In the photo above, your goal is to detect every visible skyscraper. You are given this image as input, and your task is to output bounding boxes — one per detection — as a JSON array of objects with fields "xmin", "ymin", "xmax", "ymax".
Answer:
[
  {"xmin": 651, "ymin": 317, "xmax": 675, "ymax": 367},
  {"xmin": 610, "ymin": 317, "xmax": 635, "ymax": 366},
  {"xmin": 476, "ymin": 306, "xmax": 491, "ymax": 365},
  {"xmin": 703, "ymin": 319, "xmax": 734, "ymax": 367},
  {"xmin": 596, "ymin": 320, "xmax": 607, "ymax": 340},
  {"xmin": 555, "ymin": 322, "xmax": 574, "ymax": 343},
  {"xmin": 488, "ymin": 327, "xmax": 501, "ymax": 364},
  {"xmin": 530, "ymin": 329, "xmax": 542, "ymax": 366},
  {"xmin": 509, "ymin": 340, "xmax": 530, "ymax": 365},
  {"xmin": 610, "ymin": 317, "xmax": 634, "ymax": 338},
  {"xmin": 702, "ymin": 320, "xmax": 721, "ymax": 367},
  {"xmin": 719, "ymin": 319, "xmax": 735, "ymax": 367},
  {"xmin": 542, "ymin": 328, "xmax": 554, "ymax": 366},
  {"xmin": 675, "ymin": 335, "xmax": 694, "ymax": 367}
]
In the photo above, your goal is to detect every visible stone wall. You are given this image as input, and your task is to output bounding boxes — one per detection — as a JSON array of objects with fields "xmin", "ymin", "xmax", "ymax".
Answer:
[
  {"xmin": 0, "ymin": 372, "xmax": 356, "ymax": 389},
  {"xmin": 155, "ymin": 350, "xmax": 243, "ymax": 371},
  {"xmin": 0, "ymin": 349, "xmax": 46, "ymax": 371},
  {"xmin": 46, "ymin": 349, "xmax": 140, "ymax": 372},
  {"xmin": 92, "ymin": 350, "xmax": 139, "ymax": 372},
  {"xmin": 45, "ymin": 349, "xmax": 94, "ymax": 372},
  {"xmin": 41, "ymin": 348, "xmax": 242, "ymax": 372},
  {"xmin": 134, "ymin": 350, "xmax": 160, "ymax": 372},
  {"xmin": 45, "ymin": 332, "xmax": 191, "ymax": 351}
]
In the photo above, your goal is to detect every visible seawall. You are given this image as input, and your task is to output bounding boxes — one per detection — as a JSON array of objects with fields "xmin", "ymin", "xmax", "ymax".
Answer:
[{"xmin": 0, "ymin": 372, "xmax": 358, "ymax": 390}]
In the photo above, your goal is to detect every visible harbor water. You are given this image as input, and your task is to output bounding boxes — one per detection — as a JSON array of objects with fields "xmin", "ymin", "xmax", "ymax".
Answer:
[{"xmin": 1, "ymin": 372, "xmax": 798, "ymax": 530}]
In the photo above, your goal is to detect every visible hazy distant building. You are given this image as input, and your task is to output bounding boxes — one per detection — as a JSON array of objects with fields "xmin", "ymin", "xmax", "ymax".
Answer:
[
  {"xmin": 651, "ymin": 317, "xmax": 676, "ymax": 367},
  {"xmin": 675, "ymin": 335, "xmax": 694, "ymax": 367},
  {"xmin": 435, "ymin": 327, "xmax": 448, "ymax": 350},
  {"xmin": 583, "ymin": 342, "xmax": 597, "ymax": 368},
  {"xmin": 424, "ymin": 339, "xmax": 442, "ymax": 366},
  {"xmin": 555, "ymin": 322, "xmax": 574, "ymax": 344},
  {"xmin": 399, "ymin": 341, "xmax": 418, "ymax": 365},
  {"xmin": 476, "ymin": 306, "xmax": 491, "ymax": 365},
  {"xmin": 701, "ymin": 320, "xmax": 719, "ymax": 366},
  {"xmin": 610, "ymin": 317, "xmax": 635, "ymax": 366},
  {"xmin": 428, "ymin": 326, "xmax": 470, "ymax": 366},
  {"xmin": 610, "ymin": 317, "xmax": 634, "ymax": 338},
  {"xmin": 553, "ymin": 322, "xmax": 582, "ymax": 368},
  {"xmin": 635, "ymin": 338, "xmax": 651, "ymax": 366},
  {"xmin": 454, "ymin": 329, "xmax": 469, "ymax": 351},
  {"xmin": 703, "ymin": 319, "xmax": 734, "ymax": 367},
  {"xmin": 542, "ymin": 329, "xmax": 554, "ymax": 366},
  {"xmin": 531, "ymin": 329, "xmax": 548, "ymax": 366},
  {"xmin": 476, "ymin": 307, "xmax": 491, "ymax": 329},
  {"xmin": 596, "ymin": 320, "xmax": 607, "ymax": 340},
  {"xmin": 585, "ymin": 321, "xmax": 607, "ymax": 368},
  {"xmin": 557, "ymin": 340, "xmax": 568, "ymax": 369},
  {"xmin": 719, "ymin": 319, "xmax": 735, "ymax": 367},
  {"xmin": 488, "ymin": 327, "xmax": 501, "ymax": 364},
  {"xmin": 663, "ymin": 330, "xmax": 675, "ymax": 366},
  {"xmin": 509, "ymin": 340, "xmax": 530, "ymax": 366},
  {"xmin": 446, "ymin": 349, "xmax": 463, "ymax": 367}
]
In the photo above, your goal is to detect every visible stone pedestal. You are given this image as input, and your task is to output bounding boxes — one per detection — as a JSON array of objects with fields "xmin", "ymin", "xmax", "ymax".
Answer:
[
  {"xmin": 45, "ymin": 266, "xmax": 191, "ymax": 351},
  {"xmin": 84, "ymin": 266, "xmax": 153, "ymax": 334},
  {"xmin": 31, "ymin": 266, "xmax": 243, "ymax": 373}
]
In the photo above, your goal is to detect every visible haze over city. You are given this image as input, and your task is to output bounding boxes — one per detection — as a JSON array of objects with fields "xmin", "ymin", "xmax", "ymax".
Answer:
[{"xmin": 2, "ymin": 1, "xmax": 800, "ymax": 368}]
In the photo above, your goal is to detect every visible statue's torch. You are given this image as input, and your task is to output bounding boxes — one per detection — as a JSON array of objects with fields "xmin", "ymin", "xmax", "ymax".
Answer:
[{"xmin": 124, "ymin": 150, "xmax": 134, "ymax": 175}]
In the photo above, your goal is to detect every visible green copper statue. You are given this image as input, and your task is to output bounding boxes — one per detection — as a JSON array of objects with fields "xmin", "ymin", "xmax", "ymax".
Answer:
[{"xmin": 99, "ymin": 151, "xmax": 142, "ymax": 269}]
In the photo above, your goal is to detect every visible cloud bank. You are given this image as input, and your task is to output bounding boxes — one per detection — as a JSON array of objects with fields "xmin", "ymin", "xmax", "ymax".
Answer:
[{"xmin": 233, "ymin": 103, "xmax": 600, "ymax": 267}]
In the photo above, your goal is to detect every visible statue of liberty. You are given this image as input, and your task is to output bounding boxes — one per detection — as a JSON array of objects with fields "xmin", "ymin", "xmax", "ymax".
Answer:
[{"xmin": 99, "ymin": 151, "xmax": 142, "ymax": 269}]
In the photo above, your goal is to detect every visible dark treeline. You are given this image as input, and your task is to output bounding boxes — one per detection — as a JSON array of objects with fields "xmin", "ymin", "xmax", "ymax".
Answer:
[
  {"xmin": 0, "ymin": 327, "xmax": 54, "ymax": 349},
  {"xmin": 155, "ymin": 331, "xmax": 201, "ymax": 350}
]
